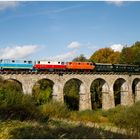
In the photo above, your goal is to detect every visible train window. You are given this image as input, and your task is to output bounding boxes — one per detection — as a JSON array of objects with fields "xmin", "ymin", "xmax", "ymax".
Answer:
[
  {"xmin": 90, "ymin": 63, "xmax": 93, "ymax": 65},
  {"xmin": 58, "ymin": 62, "xmax": 60, "ymax": 64},
  {"xmin": 24, "ymin": 61, "xmax": 27, "ymax": 63},
  {"xmin": 38, "ymin": 61, "xmax": 40, "ymax": 64},
  {"xmin": 48, "ymin": 61, "xmax": 50, "ymax": 64},
  {"xmin": 87, "ymin": 63, "xmax": 89, "ymax": 65},
  {"xmin": 69, "ymin": 62, "xmax": 72, "ymax": 65},
  {"xmin": 61, "ymin": 62, "xmax": 64, "ymax": 64},
  {"xmin": 28, "ymin": 61, "xmax": 32, "ymax": 64},
  {"xmin": 78, "ymin": 63, "xmax": 81, "ymax": 65},
  {"xmin": 12, "ymin": 60, "xmax": 15, "ymax": 63},
  {"xmin": 0, "ymin": 60, "xmax": 2, "ymax": 63}
]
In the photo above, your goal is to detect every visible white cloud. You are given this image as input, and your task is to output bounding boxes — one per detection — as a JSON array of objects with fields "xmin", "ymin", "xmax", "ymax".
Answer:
[
  {"xmin": 67, "ymin": 41, "xmax": 81, "ymax": 49},
  {"xmin": 110, "ymin": 44, "xmax": 124, "ymax": 52},
  {"xmin": 0, "ymin": 1, "xmax": 20, "ymax": 11},
  {"xmin": 106, "ymin": 1, "xmax": 124, "ymax": 6},
  {"xmin": 47, "ymin": 41, "xmax": 81, "ymax": 61},
  {"xmin": 0, "ymin": 45, "xmax": 39, "ymax": 59},
  {"xmin": 47, "ymin": 51, "xmax": 76, "ymax": 61}
]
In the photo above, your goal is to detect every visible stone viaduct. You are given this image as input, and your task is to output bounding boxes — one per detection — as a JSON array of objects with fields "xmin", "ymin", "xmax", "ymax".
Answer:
[{"xmin": 1, "ymin": 73, "xmax": 140, "ymax": 110}]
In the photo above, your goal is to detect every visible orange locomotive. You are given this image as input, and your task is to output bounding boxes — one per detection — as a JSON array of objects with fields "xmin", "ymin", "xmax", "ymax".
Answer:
[{"xmin": 66, "ymin": 62, "xmax": 95, "ymax": 72}]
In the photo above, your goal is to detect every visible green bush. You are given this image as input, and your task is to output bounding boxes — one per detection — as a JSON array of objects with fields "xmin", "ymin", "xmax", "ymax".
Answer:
[
  {"xmin": 63, "ymin": 79, "xmax": 80, "ymax": 111},
  {"xmin": 111, "ymin": 102, "xmax": 140, "ymax": 138},
  {"xmin": 0, "ymin": 79, "xmax": 49, "ymax": 121},
  {"xmin": 0, "ymin": 91, "xmax": 48, "ymax": 121},
  {"xmin": 100, "ymin": 103, "xmax": 140, "ymax": 138},
  {"xmin": 39, "ymin": 101, "xmax": 70, "ymax": 118},
  {"xmin": 101, "ymin": 105, "xmax": 127, "ymax": 123},
  {"xmin": 33, "ymin": 87, "xmax": 52, "ymax": 105},
  {"xmin": 32, "ymin": 80, "xmax": 53, "ymax": 105}
]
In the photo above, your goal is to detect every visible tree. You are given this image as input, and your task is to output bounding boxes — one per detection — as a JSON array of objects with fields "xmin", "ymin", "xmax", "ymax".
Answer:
[
  {"xmin": 90, "ymin": 48, "xmax": 120, "ymax": 64},
  {"xmin": 132, "ymin": 41, "xmax": 140, "ymax": 65},
  {"xmin": 32, "ymin": 79, "xmax": 53, "ymax": 105},
  {"xmin": 120, "ymin": 41, "xmax": 140, "ymax": 65},
  {"xmin": 90, "ymin": 80, "xmax": 102, "ymax": 109},
  {"xmin": 0, "ymin": 79, "xmax": 23, "ymax": 106},
  {"xmin": 63, "ymin": 79, "xmax": 80, "ymax": 110},
  {"xmin": 119, "ymin": 47, "xmax": 134, "ymax": 64},
  {"xmin": 72, "ymin": 54, "xmax": 88, "ymax": 62}
]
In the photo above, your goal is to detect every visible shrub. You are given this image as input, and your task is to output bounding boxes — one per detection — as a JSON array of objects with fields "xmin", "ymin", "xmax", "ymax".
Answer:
[
  {"xmin": 101, "ymin": 105, "xmax": 127, "ymax": 123},
  {"xmin": 39, "ymin": 101, "xmax": 70, "ymax": 118},
  {"xmin": 33, "ymin": 87, "xmax": 52, "ymax": 105},
  {"xmin": 0, "ymin": 91, "xmax": 48, "ymax": 121},
  {"xmin": 105, "ymin": 102, "xmax": 140, "ymax": 138},
  {"xmin": 32, "ymin": 79, "xmax": 53, "ymax": 105}
]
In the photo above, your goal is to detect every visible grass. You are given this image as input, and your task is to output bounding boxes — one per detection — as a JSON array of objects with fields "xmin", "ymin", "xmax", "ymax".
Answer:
[
  {"xmin": 110, "ymin": 102, "xmax": 140, "ymax": 138},
  {"xmin": 0, "ymin": 84, "xmax": 140, "ymax": 138},
  {"xmin": 69, "ymin": 109, "xmax": 108, "ymax": 124},
  {"xmin": 0, "ymin": 119, "xmax": 133, "ymax": 139},
  {"xmin": 0, "ymin": 100, "xmax": 140, "ymax": 138}
]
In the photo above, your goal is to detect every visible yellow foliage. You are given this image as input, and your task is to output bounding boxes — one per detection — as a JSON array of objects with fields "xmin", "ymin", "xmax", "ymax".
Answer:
[{"xmin": 90, "ymin": 48, "xmax": 120, "ymax": 64}]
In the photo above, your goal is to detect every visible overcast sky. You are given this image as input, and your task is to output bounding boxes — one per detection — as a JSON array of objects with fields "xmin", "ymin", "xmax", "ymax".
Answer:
[{"xmin": 0, "ymin": 1, "xmax": 140, "ymax": 61}]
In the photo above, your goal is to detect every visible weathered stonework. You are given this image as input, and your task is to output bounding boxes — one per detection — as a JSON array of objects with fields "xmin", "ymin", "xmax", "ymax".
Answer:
[{"xmin": 1, "ymin": 73, "xmax": 140, "ymax": 111}]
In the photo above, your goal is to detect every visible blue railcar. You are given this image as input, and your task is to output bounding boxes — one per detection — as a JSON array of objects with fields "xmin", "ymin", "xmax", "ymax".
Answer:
[{"xmin": 0, "ymin": 59, "xmax": 33, "ymax": 70}]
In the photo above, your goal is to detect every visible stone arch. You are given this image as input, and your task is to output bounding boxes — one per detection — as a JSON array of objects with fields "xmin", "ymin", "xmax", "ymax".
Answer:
[
  {"xmin": 63, "ymin": 78, "xmax": 82, "ymax": 110},
  {"xmin": 32, "ymin": 78, "xmax": 54, "ymax": 104},
  {"xmin": 4, "ymin": 78, "xmax": 23, "ymax": 93},
  {"xmin": 113, "ymin": 78, "xmax": 128, "ymax": 106},
  {"xmin": 90, "ymin": 78, "xmax": 109, "ymax": 110},
  {"xmin": 132, "ymin": 78, "xmax": 140, "ymax": 102}
]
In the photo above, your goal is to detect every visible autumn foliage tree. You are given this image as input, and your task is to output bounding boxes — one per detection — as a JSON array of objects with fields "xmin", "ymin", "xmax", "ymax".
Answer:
[
  {"xmin": 90, "ymin": 48, "xmax": 120, "ymax": 64},
  {"xmin": 120, "ymin": 41, "xmax": 140, "ymax": 65},
  {"xmin": 72, "ymin": 54, "xmax": 88, "ymax": 62}
]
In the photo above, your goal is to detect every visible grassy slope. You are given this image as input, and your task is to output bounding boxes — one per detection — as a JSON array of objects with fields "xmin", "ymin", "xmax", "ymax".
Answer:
[
  {"xmin": 0, "ymin": 86, "xmax": 140, "ymax": 139},
  {"xmin": 0, "ymin": 119, "xmax": 132, "ymax": 139}
]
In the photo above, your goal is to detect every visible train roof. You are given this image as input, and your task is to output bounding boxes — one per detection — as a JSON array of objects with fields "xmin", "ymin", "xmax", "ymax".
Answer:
[
  {"xmin": 0, "ymin": 59, "xmax": 33, "ymax": 62},
  {"xmin": 95, "ymin": 63, "xmax": 112, "ymax": 66},
  {"xmin": 113, "ymin": 64, "xmax": 139, "ymax": 66},
  {"xmin": 0, "ymin": 59, "xmax": 32, "ymax": 61},
  {"xmin": 67, "ymin": 61, "xmax": 92, "ymax": 63},
  {"xmin": 36, "ymin": 60, "xmax": 65, "ymax": 65},
  {"xmin": 38, "ymin": 60, "xmax": 64, "ymax": 62}
]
